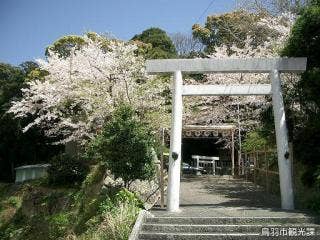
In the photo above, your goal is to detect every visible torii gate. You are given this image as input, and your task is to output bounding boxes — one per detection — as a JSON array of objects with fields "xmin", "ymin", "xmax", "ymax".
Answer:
[{"xmin": 146, "ymin": 58, "xmax": 307, "ymax": 212}]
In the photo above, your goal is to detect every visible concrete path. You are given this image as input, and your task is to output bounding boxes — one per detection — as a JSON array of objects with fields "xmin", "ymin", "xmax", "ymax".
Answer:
[{"xmin": 152, "ymin": 175, "xmax": 314, "ymax": 218}]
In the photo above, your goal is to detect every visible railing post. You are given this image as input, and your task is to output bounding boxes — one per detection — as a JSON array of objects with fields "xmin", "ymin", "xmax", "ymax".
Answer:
[
  {"xmin": 253, "ymin": 152, "xmax": 257, "ymax": 187},
  {"xmin": 244, "ymin": 153, "xmax": 248, "ymax": 181},
  {"xmin": 265, "ymin": 148, "xmax": 269, "ymax": 193},
  {"xmin": 160, "ymin": 128, "xmax": 165, "ymax": 209},
  {"xmin": 231, "ymin": 130, "xmax": 235, "ymax": 176}
]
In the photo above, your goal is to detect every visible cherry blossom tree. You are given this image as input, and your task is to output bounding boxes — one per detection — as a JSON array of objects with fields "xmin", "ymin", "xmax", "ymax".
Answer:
[{"xmin": 9, "ymin": 35, "xmax": 168, "ymax": 144}]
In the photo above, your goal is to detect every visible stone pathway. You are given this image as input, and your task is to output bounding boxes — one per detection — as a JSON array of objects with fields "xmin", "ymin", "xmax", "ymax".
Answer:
[{"xmin": 152, "ymin": 175, "xmax": 314, "ymax": 218}]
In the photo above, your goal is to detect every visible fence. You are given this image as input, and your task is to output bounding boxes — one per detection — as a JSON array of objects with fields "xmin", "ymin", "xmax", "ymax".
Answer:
[{"xmin": 238, "ymin": 150, "xmax": 281, "ymax": 195}]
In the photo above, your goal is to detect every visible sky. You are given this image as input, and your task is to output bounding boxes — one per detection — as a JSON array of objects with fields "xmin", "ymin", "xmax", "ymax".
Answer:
[{"xmin": 0, "ymin": 0, "xmax": 236, "ymax": 65}]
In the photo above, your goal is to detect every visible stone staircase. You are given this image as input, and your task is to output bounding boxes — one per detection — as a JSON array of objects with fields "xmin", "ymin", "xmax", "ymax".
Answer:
[{"xmin": 138, "ymin": 216, "xmax": 320, "ymax": 239}]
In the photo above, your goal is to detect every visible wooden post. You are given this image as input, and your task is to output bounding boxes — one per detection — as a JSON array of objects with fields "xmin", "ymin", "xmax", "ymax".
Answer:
[
  {"xmin": 253, "ymin": 152, "xmax": 257, "ymax": 186},
  {"xmin": 245, "ymin": 152, "xmax": 248, "ymax": 181},
  {"xmin": 242, "ymin": 153, "xmax": 245, "ymax": 175},
  {"xmin": 238, "ymin": 150, "xmax": 241, "ymax": 176},
  {"xmin": 160, "ymin": 128, "xmax": 165, "ymax": 208},
  {"xmin": 265, "ymin": 147, "xmax": 269, "ymax": 193},
  {"xmin": 256, "ymin": 151, "xmax": 259, "ymax": 185},
  {"xmin": 231, "ymin": 130, "xmax": 235, "ymax": 176}
]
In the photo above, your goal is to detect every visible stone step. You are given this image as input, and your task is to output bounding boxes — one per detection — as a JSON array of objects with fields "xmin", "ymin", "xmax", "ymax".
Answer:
[
  {"xmin": 142, "ymin": 223, "xmax": 320, "ymax": 233},
  {"xmin": 139, "ymin": 232, "xmax": 319, "ymax": 240},
  {"xmin": 146, "ymin": 216, "xmax": 319, "ymax": 225}
]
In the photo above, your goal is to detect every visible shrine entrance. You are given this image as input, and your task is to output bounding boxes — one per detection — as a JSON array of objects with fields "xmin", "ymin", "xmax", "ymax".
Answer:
[
  {"xmin": 182, "ymin": 125, "xmax": 236, "ymax": 176},
  {"xmin": 146, "ymin": 58, "xmax": 307, "ymax": 212}
]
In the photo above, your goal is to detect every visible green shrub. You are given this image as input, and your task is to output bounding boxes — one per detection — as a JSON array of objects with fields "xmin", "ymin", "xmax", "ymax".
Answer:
[
  {"xmin": 305, "ymin": 193, "xmax": 320, "ymax": 213},
  {"xmin": 88, "ymin": 104, "xmax": 156, "ymax": 187},
  {"xmin": 6, "ymin": 196, "xmax": 21, "ymax": 208},
  {"xmin": 242, "ymin": 130, "xmax": 268, "ymax": 152},
  {"xmin": 79, "ymin": 189, "xmax": 142, "ymax": 240},
  {"xmin": 48, "ymin": 153, "xmax": 89, "ymax": 186},
  {"xmin": 99, "ymin": 188, "xmax": 143, "ymax": 215},
  {"xmin": 81, "ymin": 164, "xmax": 106, "ymax": 190},
  {"xmin": 48, "ymin": 213, "xmax": 71, "ymax": 239},
  {"xmin": 281, "ymin": 1, "xmax": 320, "ymax": 188},
  {"xmin": 101, "ymin": 202, "xmax": 139, "ymax": 240}
]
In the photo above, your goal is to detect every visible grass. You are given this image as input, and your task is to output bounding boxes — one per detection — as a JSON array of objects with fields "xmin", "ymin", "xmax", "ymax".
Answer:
[{"xmin": 75, "ymin": 202, "xmax": 140, "ymax": 240}]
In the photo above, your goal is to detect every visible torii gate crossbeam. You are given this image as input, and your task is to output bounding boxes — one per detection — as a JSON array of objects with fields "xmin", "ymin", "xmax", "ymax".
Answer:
[{"xmin": 146, "ymin": 58, "xmax": 307, "ymax": 212}]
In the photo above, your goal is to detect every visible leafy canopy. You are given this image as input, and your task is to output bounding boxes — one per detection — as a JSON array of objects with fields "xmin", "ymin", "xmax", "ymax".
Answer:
[
  {"xmin": 131, "ymin": 27, "xmax": 177, "ymax": 59},
  {"xmin": 0, "ymin": 63, "xmax": 62, "ymax": 182},
  {"xmin": 192, "ymin": 10, "xmax": 273, "ymax": 53},
  {"xmin": 281, "ymin": 1, "xmax": 320, "ymax": 186},
  {"xmin": 242, "ymin": 130, "xmax": 269, "ymax": 152},
  {"xmin": 89, "ymin": 104, "xmax": 156, "ymax": 187},
  {"xmin": 282, "ymin": 4, "xmax": 320, "ymax": 68}
]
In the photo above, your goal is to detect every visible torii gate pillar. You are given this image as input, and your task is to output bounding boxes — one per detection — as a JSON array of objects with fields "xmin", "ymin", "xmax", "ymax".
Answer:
[
  {"xmin": 271, "ymin": 69, "xmax": 294, "ymax": 210},
  {"xmin": 167, "ymin": 71, "xmax": 183, "ymax": 212}
]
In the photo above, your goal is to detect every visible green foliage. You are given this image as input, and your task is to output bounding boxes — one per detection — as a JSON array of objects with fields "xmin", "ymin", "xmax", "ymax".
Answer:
[
  {"xmin": 6, "ymin": 197, "xmax": 21, "ymax": 209},
  {"xmin": 0, "ymin": 164, "xmax": 140, "ymax": 240},
  {"xmin": 0, "ymin": 63, "xmax": 25, "ymax": 108},
  {"xmin": 48, "ymin": 153, "xmax": 89, "ymax": 186},
  {"xmin": 89, "ymin": 104, "xmax": 156, "ymax": 187},
  {"xmin": 304, "ymin": 192, "xmax": 320, "ymax": 213},
  {"xmin": 311, "ymin": 0, "xmax": 320, "ymax": 5},
  {"xmin": 18, "ymin": 61, "xmax": 48, "ymax": 82},
  {"xmin": 81, "ymin": 164, "xmax": 106, "ymax": 190},
  {"xmin": 99, "ymin": 188, "xmax": 143, "ymax": 215},
  {"xmin": 282, "ymin": 6, "xmax": 320, "ymax": 68},
  {"xmin": 0, "ymin": 63, "xmax": 62, "ymax": 182},
  {"xmin": 192, "ymin": 10, "xmax": 270, "ymax": 53},
  {"xmin": 83, "ymin": 189, "xmax": 142, "ymax": 240},
  {"xmin": 45, "ymin": 35, "xmax": 86, "ymax": 58},
  {"xmin": 100, "ymin": 201, "xmax": 139, "ymax": 240},
  {"xmin": 47, "ymin": 213, "xmax": 71, "ymax": 239},
  {"xmin": 79, "ymin": 200, "xmax": 139, "ymax": 240},
  {"xmin": 131, "ymin": 27, "xmax": 177, "ymax": 59},
  {"xmin": 242, "ymin": 130, "xmax": 269, "ymax": 152},
  {"xmin": 281, "ymin": 2, "xmax": 320, "ymax": 187},
  {"xmin": 45, "ymin": 32, "xmax": 113, "ymax": 58}
]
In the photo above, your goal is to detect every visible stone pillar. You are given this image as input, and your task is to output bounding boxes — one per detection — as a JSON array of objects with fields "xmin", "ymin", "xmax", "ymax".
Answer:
[
  {"xmin": 167, "ymin": 71, "xmax": 183, "ymax": 212},
  {"xmin": 271, "ymin": 69, "xmax": 294, "ymax": 210}
]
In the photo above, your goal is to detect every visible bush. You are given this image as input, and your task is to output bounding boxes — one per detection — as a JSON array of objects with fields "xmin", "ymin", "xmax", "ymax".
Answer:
[
  {"xmin": 281, "ymin": 2, "xmax": 320, "ymax": 187},
  {"xmin": 98, "ymin": 188, "xmax": 143, "ymax": 215},
  {"xmin": 89, "ymin": 104, "xmax": 156, "ymax": 187},
  {"xmin": 6, "ymin": 196, "xmax": 22, "ymax": 208},
  {"xmin": 80, "ymin": 189, "xmax": 142, "ymax": 240},
  {"xmin": 48, "ymin": 153, "xmax": 89, "ymax": 186},
  {"xmin": 48, "ymin": 213, "xmax": 71, "ymax": 239},
  {"xmin": 242, "ymin": 130, "xmax": 269, "ymax": 152},
  {"xmin": 101, "ymin": 202, "xmax": 139, "ymax": 240}
]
